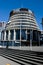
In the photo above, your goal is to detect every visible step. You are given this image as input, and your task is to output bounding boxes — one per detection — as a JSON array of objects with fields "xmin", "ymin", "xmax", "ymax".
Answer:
[
  {"xmin": 1, "ymin": 54, "xmax": 43, "ymax": 65},
  {"xmin": 1, "ymin": 54, "xmax": 32, "ymax": 65},
  {"xmin": 6, "ymin": 54, "xmax": 43, "ymax": 64}
]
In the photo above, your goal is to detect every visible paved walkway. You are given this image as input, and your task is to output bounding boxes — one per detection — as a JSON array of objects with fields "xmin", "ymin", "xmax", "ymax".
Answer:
[{"xmin": 0, "ymin": 56, "xmax": 19, "ymax": 65}]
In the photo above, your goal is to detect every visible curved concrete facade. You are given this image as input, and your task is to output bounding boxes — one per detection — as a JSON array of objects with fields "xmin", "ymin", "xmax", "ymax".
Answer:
[
  {"xmin": 6, "ymin": 8, "xmax": 39, "ymax": 30},
  {"xmin": 1, "ymin": 8, "xmax": 40, "ymax": 46}
]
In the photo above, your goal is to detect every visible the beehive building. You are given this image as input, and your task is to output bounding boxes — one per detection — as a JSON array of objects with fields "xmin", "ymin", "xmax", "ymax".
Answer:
[{"xmin": 1, "ymin": 8, "xmax": 40, "ymax": 46}]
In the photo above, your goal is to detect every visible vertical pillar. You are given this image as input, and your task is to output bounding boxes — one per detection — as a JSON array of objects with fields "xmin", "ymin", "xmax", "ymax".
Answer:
[
  {"xmin": 8, "ymin": 30, "xmax": 10, "ymax": 40},
  {"xmin": 1, "ymin": 32, "xmax": 3, "ymax": 40},
  {"xmin": 2, "ymin": 32, "xmax": 3, "ymax": 40},
  {"xmin": 30, "ymin": 30, "xmax": 33, "ymax": 50},
  {"xmin": 12, "ymin": 29, "xmax": 15, "ymax": 46},
  {"xmin": 26, "ymin": 29, "xmax": 27, "ymax": 40},
  {"xmin": 20, "ymin": 27, "xmax": 21, "ymax": 48},
  {"xmin": 3, "ymin": 31, "xmax": 4, "ymax": 40},
  {"xmin": 4, "ymin": 31, "xmax": 6, "ymax": 40}
]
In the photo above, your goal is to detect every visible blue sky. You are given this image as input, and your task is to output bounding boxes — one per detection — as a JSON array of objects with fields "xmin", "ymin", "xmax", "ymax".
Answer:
[{"xmin": 0, "ymin": 0, "xmax": 43, "ymax": 30}]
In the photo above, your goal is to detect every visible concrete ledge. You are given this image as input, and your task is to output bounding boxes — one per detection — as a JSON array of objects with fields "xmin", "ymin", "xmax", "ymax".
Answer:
[
  {"xmin": 8, "ymin": 46, "xmax": 43, "ymax": 52},
  {"xmin": 0, "ymin": 46, "xmax": 43, "ymax": 52}
]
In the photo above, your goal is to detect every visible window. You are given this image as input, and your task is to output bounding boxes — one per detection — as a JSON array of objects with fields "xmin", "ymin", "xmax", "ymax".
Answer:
[
  {"xmin": 6, "ymin": 31, "xmax": 8, "ymax": 40},
  {"xmin": 21, "ymin": 30, "xmax": 26, "ymax": 40},
  {"xmin": 16, "ymin": 29, "xmax": 20, "ymax": 40},
  {"xmin": 10, "ymin": 30, "xmax": 14, "ymax": 40}
]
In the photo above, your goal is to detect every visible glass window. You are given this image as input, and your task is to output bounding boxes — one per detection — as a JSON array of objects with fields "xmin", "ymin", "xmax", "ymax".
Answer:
[
  {"xmin": 27, "ymin": 34, "xmax": 30, "ymax": 40},
  {"xmin": 16, "ymin": 29, "xmax": 20, "ymax": 40},
  {"xmin": 21, "ymin": 30, "xmax": 26, "ymax": 40},
  {"xmin": 27, "ymin": 30, "xmax": 30, "ymax": 40},
  {"xmin": 10, "ymin": 30, "xmax": 14, "ymax": 40},
  {"xmin": 6, "ymin": 31, "xmax": 8, "ymax": 40}
]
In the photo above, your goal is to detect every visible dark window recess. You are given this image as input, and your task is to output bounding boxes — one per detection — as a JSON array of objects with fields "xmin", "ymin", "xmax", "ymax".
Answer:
[
  {"xmin": 21, "ymin": 30, "xmax": 26, "ymax": 40},
  {"xmin": 10, "ymin": 30, "xmax": 14, "ymax": 40},
  {"xmin": 20, "ymin": 8, "xmax": 28, "ymax": 11},
  {"xmin": 16, "ymin": 30, "xmax": 20, "ymax": 40}
]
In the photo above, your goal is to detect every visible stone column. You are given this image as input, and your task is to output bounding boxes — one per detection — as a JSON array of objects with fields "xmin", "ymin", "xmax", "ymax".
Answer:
[
  {"xmin": 20, "ymin": 28, "xmax": 21, "ymax": 47},
  {"xmin": 30, "ymin": 30, "xmax": 33, "ymax": 47},
  {"xmin": 2, "ymin": 31, "xmax": 4, "ymax": 40},
  {"xmin": 8, "ymin": 30, "xmax": 10, "ymax": 41},
  {"xmin": 4, "ymin": 31, "xmax": 6, "ymax": 40},
  {"xmin": 1, "ymin": 32, "xmax": 3, "ymax": 40},
  {"xmin": 26, "ymin": 29, "xmax": 27, "ymax": 40}
]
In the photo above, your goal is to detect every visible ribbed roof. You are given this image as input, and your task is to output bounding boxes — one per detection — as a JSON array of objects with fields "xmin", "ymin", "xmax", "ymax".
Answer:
[{"xmin": 10, "ymin": 8, "xmax": 33, "ymax": 17}]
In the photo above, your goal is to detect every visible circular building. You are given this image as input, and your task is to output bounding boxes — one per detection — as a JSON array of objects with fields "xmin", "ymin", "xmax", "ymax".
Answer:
[{"xmin": 1, "ymin": 8, "xmax": 40, "ymax": 46}]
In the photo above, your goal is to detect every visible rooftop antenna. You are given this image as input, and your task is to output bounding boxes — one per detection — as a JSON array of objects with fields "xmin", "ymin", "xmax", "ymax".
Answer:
[{"xmin": 21, "ymin": 2, "xmax": 23, "ymax": 8}]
